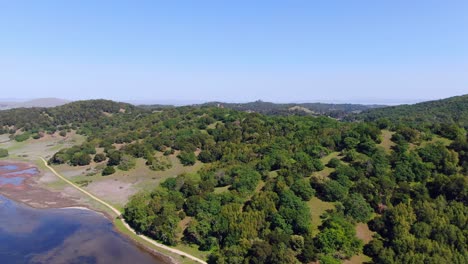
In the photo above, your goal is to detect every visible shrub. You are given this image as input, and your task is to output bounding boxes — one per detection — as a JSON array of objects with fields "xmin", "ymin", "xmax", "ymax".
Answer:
[
  {"xmin": 0, "ymin": 148, "xmax": 8, "ymax": 158},
  {"xmin": 102, "ymin": 166, "xmax": 116, "ymax": 176},
  {"xmin": 15, "ymin": 133, "xmax": 31, "ymax": 142},
  {"xmin": 93, "ymin": 153, "xmax": 107, "ymax": 163},
  {"xmin": 117, "ymin": 155, "xmax": 136, "ymax": 171},
  {"xmin": 327, "ymin": 158, "xmax": 341, "ymax": 168},
  {"xmin": 177, "ymin": 151, "xmax": 196, "ymax": 166}
]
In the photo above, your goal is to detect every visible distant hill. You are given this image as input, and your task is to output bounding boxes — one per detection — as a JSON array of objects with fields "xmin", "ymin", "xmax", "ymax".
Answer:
[
  {"xmin": 198, "ymin": 100, "xmax": 385, "ymax": 118},
  {"xmin": 351, "ymin": 94, "xmax": 468, "ymax": 127},
  {"xmin": 0, "ymin": 99, "xmax": 137, "ymax": 133},
  {"xmin": 0, "ymin": 98, "xmax": 70, "ymax": 110}
]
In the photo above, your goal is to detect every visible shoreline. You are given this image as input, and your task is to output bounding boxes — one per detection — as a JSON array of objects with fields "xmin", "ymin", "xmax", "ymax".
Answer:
[
  {"xmin": 0, "ymin": 192, "xmax": 178, "ymax": 264},
  {"xmin": 0, "ymin": 159, "xmax": 181, "ymax": 264}
]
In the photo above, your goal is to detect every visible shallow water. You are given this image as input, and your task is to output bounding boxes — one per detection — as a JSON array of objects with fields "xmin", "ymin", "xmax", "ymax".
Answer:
[
  {"xmin": 0, "ymin": 165, "xmax": 19, "ymax": 171},
  {"xmin": 3, "ymin": 167, "xmax": 39, "ymax": 176},
  {"xmin": 0, "ymin": 195, "xmax": 165, "ymax": 264},
  {"xmin": 0, "ymin": 177, "xmax": 25, "ymax": 186},
  {"xmin": 0, "ymin": 165, "xmax": 38, "ymax": 187}
]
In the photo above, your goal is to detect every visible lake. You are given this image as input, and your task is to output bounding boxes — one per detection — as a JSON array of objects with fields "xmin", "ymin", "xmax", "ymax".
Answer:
[{"xmin": 0, "ymin": 195, "xmax": 166, "ymax": 264}]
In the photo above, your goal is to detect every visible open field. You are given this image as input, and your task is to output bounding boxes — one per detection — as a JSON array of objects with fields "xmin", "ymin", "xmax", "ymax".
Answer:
[
  {"xmin": 309, "ymin": 151, "xmax": 343, "ymax": 180},
  {"xmin": 1, "ymin": 131, "xmax": 85, "ymax": 159}
]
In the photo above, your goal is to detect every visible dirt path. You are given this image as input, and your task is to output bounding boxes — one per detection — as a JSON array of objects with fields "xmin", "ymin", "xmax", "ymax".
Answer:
[{"xmin": 40, "ymin": 157, "xmax": 207, "ymax": 264}]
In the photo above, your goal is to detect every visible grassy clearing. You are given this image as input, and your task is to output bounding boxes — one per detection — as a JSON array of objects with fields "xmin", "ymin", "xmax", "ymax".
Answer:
[
  {"xmin": 206, "ymin": 121, "xmax": 222, "ymax": 129},
  {"xmin": 321, "ymin": 151, "xmax": 342, "ymax": 164},
  {"xmin": 255, "ymin": 180, "xmax": 265, "ymax": 193},
  {"xmin": 313, "ymin": 167, "xmax": 335, "ymax": 180},
  {"xmin": 308, "ymin": 197, "xmax": 335, "ymax": 235},
  {"xmin": 379, "ymin": 130, "xmax": 395, "ymax": 153},
  {"xmin": 345, "ymin": 222, "xmax": 375, "ymax": 263},
  {"xmin": 174, "ymin": 243, "xmax": 210, "ymax": 262},
  {"xmin": 343, "ymin": 254, "xmax": 372, "ymax": 264},
  {"xmin": 312, "ymin": 151, "xmax": 342, "ymax": 179},
  {"xmin": 268, "ymin": 170, "xmax": 278, "ymax": 178},
  {"xmin": 214, "ymin": 185, "xmax": 230, "ymax": 193},
  {"xmin": 355, "ymin": 222, "xmax": 374, "ymax": 244},
  {"xmin": 420, "ymin": 135, "xmax": 452, "ymax": 147},
  {"xmin": 1, "ymin": 132, "xmax": 85, "ymax": 159}
]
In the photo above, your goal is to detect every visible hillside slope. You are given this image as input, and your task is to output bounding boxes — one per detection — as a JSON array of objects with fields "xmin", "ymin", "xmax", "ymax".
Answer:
[
  {"xmin": 352, "ymin": 94, "xmax": 468, "ymax": 127},
  {"xmin": 0, "ymin": 99, "xmax": 137, "ymax": 134},
  {"xmin": 199, "ymin": 100, "xmax": 385, "ymax": 118}
]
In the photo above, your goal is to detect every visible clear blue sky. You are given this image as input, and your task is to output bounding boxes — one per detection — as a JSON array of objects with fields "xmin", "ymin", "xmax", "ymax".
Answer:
[{"xmin": 0, "ymin": 1, "xmax": 467, "ymax": 104}]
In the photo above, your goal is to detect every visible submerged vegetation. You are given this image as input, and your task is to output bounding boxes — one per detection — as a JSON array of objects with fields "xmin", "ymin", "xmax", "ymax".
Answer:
[{"xmin": 0, "ymin": 95, "xmax": 467, "ymax": 263}]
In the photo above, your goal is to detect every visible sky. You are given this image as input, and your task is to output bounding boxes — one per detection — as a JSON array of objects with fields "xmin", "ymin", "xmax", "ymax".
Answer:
[{"xmin": 0, "ymin": 0, "xmax": 467, "ymax": 104}]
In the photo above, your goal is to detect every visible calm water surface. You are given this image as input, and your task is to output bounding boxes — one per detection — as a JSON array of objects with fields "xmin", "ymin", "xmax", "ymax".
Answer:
[{"xmin": 0, "ymin": 195, "xmax": 165, "ymax": 264}]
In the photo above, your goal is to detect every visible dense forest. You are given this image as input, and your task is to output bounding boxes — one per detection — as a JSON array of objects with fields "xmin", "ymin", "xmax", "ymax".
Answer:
[
  {"xmin": 351, "ymin": 94, "xmax": 468, "ymax": 128},
  {"xmin": 0, "ymin": 96, "xmax": 467, "ymax": 263}
]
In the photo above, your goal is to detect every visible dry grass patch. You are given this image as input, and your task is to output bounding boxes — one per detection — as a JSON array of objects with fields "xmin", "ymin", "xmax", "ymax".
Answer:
[
  {"xmin": 420, "ymin": 135, "xmax": 452, "ymax": 147},
  {"xmin": 343, "ymin": 254, "xmax": 372, "ymax": 264},
  {"xmin": 308, "ymin": 197, "xmax": 335, "ymax": 235},
  {"xmin": 320, "ymin": 151, "xmax": 342, "ymax": 164},
  {"xmin": 214, "ymin": 185, "xmax": 230, "ymax": 194},
  {"xmin": 355, "ymin": 222, "xmax": 374, "ymax": 244},
  {"xmin": 313, "ymin": 167, "xmax": 335, "ymax": 180},
  {"xmin": 379, "ymin": 130, "xmax": 395, "ymax": 153}
]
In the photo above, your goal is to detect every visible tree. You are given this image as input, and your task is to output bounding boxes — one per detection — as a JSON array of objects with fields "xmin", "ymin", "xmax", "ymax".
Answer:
[
  {"xmin": 107, "ymin": 150, "xmax": 122, "ymax": 166},
  {"xmin": 248, "ymin": 240, "xmax": 273, "ymax": 264},
  {"xmin": 318, "ymin": 180, "xmax": 348, "ymax": 202},
  {"xmin": 230, "ymin": 166, "xmax": 261, "ymax": 194},
  {"xmin": 291, "ymin": 179, "xmax": 316, "ymax": 201},
  {"xmin": 70, "ymin": 152, "xmax": 91, "ymax": 166},
  {"xmin": 124, "ymin": 192, "xmax": 154, "ymax": 232},
  {"xmin": 343, "ymin": 193, "xmax": 373, "ymax": 222},
  {"xmin": 314, "ymin": 214, "xmax": 363, "ymax": 260}
]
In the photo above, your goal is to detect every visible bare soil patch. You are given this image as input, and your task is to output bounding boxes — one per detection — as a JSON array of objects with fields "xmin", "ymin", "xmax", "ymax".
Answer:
[{"xmin": 355, "ymin": 222, "xmax": 374, "ymax": 244}]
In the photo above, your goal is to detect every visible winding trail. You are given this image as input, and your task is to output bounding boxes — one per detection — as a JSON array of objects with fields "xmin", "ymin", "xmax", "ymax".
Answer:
[{"xmin": 39, "ymin": 157, "xmax": 207, "ymax": 264}]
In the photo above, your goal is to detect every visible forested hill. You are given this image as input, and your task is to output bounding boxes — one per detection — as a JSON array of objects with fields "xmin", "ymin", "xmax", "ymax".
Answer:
[
  {"xmin": 0, "ymin": 99, "xmax": 136, "ymax": 134},
  {"xmin": 1, "ymin": 98, "xmax": 467, "ymax": 263},
  {"xmin": 199, "ymin": 100, "xmax": 385, "ymax": 118},
  {"xmin": 352, "ymin": 94, "xmax": 468, "ymax": 128}
]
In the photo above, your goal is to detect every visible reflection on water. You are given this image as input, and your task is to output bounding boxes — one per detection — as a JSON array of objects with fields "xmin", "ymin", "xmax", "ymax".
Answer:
[
  {"xmin": 0, "ymin": 164, "xmax": 38, "ymax": 187},
  {"xmin": 0, "ymin": 165, "xmax": 19, "ymax": 171},
  {"xmin": 0, "ymin": 195, "xmax": 164, "ymax": 264},
  {"xmin": 0, "ymin": 176, "xmax": 25, "ymax": 186},
  {"xmin": 3, "ymin": 168, "xmax": 39, "ymax": 176}
]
